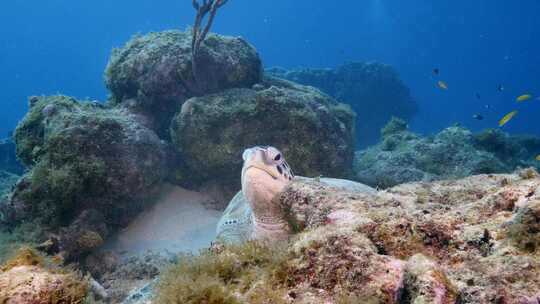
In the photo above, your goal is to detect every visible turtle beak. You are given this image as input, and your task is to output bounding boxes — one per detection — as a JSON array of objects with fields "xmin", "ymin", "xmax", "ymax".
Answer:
[{"xmin": 242, "ymin": 147, "xmax": 280, "ymax": 180}]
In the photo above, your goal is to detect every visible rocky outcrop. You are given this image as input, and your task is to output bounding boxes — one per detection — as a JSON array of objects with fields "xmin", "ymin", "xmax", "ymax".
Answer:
[
  {"xmin": 2, "ymin": 95, "xmax": 168, "ymax": 260},
  {"xmin": 105, "ymin": 30, "xmax": 263, "ymax": 138},
  {"xmin": 267, "ymin": 62, "xmax": 418, "ymax": 147},
  {"xmin": 170, "ymin": 77, "xmax": 356, "ymax": 190},
  {"xmin": 157, "ymin": 170, "xmax": 540, "ymax": 303},
  {"xmin": 354, "ymin": 117, "xmax": 540, "ymax": 188}
]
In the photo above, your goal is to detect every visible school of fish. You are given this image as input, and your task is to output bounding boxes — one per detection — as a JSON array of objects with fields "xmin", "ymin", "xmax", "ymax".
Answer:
[{"xmin": 434, "ymin": 68, "xmax": 537, "ymax": 161}]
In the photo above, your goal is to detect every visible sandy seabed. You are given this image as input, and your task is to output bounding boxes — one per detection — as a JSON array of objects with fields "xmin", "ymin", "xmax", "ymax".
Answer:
[{"xmin": 107, "ymin": 184, "xmax": 222, "ymax": 254}]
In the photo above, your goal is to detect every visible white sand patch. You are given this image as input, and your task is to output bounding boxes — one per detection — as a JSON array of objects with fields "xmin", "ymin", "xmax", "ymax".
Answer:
[{"xmin": 107, "ymin": 184, "xmax": 223, "ymax": 254}]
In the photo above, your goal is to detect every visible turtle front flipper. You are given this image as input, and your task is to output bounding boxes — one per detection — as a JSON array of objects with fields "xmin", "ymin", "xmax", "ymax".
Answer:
[{"xmin": 215, "ymin": 191, "xmax": 253, "ymax": 244}]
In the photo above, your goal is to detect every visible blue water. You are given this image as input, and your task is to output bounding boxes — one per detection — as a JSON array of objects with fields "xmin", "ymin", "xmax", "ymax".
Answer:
[{"xmin": 1, "ymin": 0, "xmax": 539, "ymax": 139}]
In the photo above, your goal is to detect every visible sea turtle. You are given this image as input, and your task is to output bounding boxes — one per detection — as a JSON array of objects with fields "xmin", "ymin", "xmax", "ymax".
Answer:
[{"xmin": 216, "ymin": 146, "xmax": 376, "ymax": 244}]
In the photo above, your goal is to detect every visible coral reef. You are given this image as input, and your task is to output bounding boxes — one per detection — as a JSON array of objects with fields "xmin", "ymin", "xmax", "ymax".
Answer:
[
  {"xmin": 105, "ymin": 30, "xmax": 262, "ymax": 138},
  {"xmin": 0, "ymin": 247, "xmax": 88, "ymax": 303},
  {"xmin": 170, "ymin": 77, "xmax": 356, "ymax": 190},
  {"xmin": 267, "ymin": 62, "xmax": 418, "ymax": 147},
  {"xmin": 3, "ymin": 95, "xmax": 167, "ymax": 260},
  {"xmin": 158, "ymin": 170, "xmax": 540, "ymax": 303},
  {"xmin": 354, "ymin": 118, "xmax": 540, "ymax": 188},
  {"xmin": 0, "ymin": 137, "xmax": 23, "ymax": 174}
]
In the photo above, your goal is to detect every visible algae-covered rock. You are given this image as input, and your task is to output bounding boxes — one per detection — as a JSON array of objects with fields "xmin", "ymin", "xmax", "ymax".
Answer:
[
  {"xmin": 404, "ymin": 254, "xmax": 459, "ymax": 303},
  {"xmin": 354, "ymin": 119, "xmax": 530, "ymax": 188},
  {"xmin": 158, "ymin": 170, "xmax": 540, "ymax": 303},
  {"xmin": 170, "ymin": 78, "xmax": 356, "ymax": 188},
  {"xmin": 4, "ymin": 95, "xmax": 167, "ymax": 259},
  {"xmin": 0, "ymin": 247, "xmax": 88, "ymax": 303},
  {"xmin": 267, "ymin": 62, "xmax": 418, "ymax": 147},
  {"xmin": 381, "ymin": 116, "xmax": 409, "ymax": 138},
  {"xmin": 507, "ymin": 199, "xmax": 540, "ymax": 253},
  {"xmin": 282, "ymin": 171, "xmax": 540, "ymax": 303},
  {"xmin": 474, "ymin": 128, "xmax": 540, "ymax": 167},
  {"xmin": 105, "ymin": 30, "xmax": 262, "ymax": 137}
]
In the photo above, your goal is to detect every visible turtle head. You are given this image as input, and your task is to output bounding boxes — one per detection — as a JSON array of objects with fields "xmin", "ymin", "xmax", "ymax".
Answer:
[
  {"xmin": 241, "ymin": 146, "xmax": 294, "ymax": 239},
  {"xmin": 242, "ymin": 146, "xmax": 294, "ymax": 183}
]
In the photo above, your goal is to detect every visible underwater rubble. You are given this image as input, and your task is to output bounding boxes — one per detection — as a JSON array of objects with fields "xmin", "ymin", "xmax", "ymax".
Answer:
[
  {"xmin": 83, "ymin": 250, "xmax": 174, "ymax": 303},
  {"xmin": 267, "ymin": 62, "xmax": 418, "ymax": 147},
  {"xmin": 355, "ymin": 117, "xmax": 540, "ymax": 188},
  {"xmin": 156, "ymin": 169, "xmax": 540, "ymax": 304}
]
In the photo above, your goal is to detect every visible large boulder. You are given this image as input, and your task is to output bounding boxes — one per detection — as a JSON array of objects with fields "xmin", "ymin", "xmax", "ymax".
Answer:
[
  {"xmin": 2, "ymin": 95, "xmax": 168, "ymax": 259},
  {"xmin": 354, "ymin": 118, "xmax": 539, "ymax": 188},
  {"xmin": 267, "ymin": 62, "xmax": 418, "ymax": 147},
  {"xmin": 105, "ymin": 30, "xmax": 263, "ymax": 138},
  {"xmin": 170, "ymin": 77, "xmax": 356, "ymax": 190}
]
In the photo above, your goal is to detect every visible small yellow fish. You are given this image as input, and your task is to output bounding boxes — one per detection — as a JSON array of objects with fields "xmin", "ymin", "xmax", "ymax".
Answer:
[
  {"xmin": 437, "ymin": 81, "xmax": 448, "ymax": 90},
  {"xmin": 498, "ymin": 110, "xmax": 518, "ymax": 127},
  {"xmin": 516, "ymin": 94, "xmax": 532, "ymax": 102},
  {"xmin": 536, "ymin": 154, "xmax": 540, "ymax": 161}
]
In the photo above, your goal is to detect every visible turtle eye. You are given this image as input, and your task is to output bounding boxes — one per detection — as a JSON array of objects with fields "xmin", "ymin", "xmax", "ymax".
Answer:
[{"xmin": 274, "ymin": 154, "xmax": 281, "ymax": 161}]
